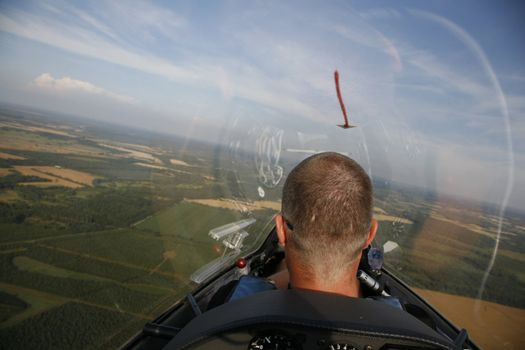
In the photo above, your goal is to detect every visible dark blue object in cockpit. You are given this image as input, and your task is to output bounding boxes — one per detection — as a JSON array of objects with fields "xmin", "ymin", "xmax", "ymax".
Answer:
[{"xmin": 228, "ymin": 275, "xmax": 276, "ymax": 302}]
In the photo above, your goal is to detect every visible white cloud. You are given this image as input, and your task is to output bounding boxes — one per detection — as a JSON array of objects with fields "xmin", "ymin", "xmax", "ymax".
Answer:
[
  {"xmin": 40, "ymin": 0, "xmax": 186, "ymax": 43},
  {"xmin": 31, "ymin": 73, "xmax": 135, "ymax": 104},
  {"xmin": 405, "ymin": 49, "xmax": 489, "ymax": 97},
  {"xmin": 0, "ymin": 5, "xmax": 327, "ymax": 121},
  {"xmin": 328, "ymin": 22, "xmax": 386, "ymax": 53},
  {"xmin": 0, "ymin": 9, "xmax": 197, "ymax": 82}
]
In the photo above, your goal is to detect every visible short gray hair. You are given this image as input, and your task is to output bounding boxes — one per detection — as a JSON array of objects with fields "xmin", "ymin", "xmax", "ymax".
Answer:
[{"xmin": 282, "ymin": 152, "xmax": 373, "ymax": 282}]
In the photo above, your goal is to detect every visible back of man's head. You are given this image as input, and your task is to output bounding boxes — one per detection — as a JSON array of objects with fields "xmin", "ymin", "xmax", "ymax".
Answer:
[{"xmin": 281, "ymin": 152, "xmax": 373, "ymax": 282}]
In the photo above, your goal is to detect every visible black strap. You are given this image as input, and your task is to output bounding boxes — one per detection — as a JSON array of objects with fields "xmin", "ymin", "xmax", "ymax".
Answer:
[{"xmin": 454, "ymin": 328, "xmax": 469, "ymax": 349}]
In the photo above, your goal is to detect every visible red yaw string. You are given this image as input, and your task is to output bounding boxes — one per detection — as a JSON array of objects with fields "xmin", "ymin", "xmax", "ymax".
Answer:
[{"xmin": 334, "ymin": 70, "xmax": 352, "ymax": 129}]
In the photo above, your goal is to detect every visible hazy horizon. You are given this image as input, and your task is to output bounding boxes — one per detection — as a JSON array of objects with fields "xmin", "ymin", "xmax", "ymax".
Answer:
[{"xmin": 1, "ymin": 101, "xmax": 524, "ymax": 215}]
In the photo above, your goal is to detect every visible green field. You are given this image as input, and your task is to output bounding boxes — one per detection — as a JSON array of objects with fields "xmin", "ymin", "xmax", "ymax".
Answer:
[{"xmin": 0, "ymin": 201, "xmax": 255, "ymax": 348}]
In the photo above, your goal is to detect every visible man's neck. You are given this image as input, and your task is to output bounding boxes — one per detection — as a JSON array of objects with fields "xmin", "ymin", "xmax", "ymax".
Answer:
[{"xmin": 288, "ymin": 269, "xmax": 362, "ymax": 298}]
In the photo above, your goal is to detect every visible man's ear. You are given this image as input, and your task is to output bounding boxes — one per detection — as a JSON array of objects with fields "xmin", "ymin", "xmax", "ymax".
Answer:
[
  {"xmin": 364, "ymin": 218, "xmax": 378, "ymax": 248},
  {"xmin": 275, "ymin": 214, "xmax": 287, "ymax": 247}
]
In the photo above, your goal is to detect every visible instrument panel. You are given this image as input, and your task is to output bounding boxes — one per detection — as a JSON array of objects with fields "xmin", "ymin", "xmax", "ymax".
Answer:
[
  {"xmin": 241, "ymin": 329, "xmax": 424, "ymax": 350},
  {"xmin": 164, "ymin": 326, "xmax": 447, "ymax": 350},
  {"xmin": 248, "ymin": 333, "xmax": 300, "ymax": 350}
]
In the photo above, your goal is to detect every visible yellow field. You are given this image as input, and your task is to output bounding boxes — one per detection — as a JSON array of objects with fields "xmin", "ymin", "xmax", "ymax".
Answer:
[
  {"xmin": 0, "ymin": 152, "xmax": 26, "ymax": 160},
  {"xmin": 13, "ymin": 166, "xmax": 96, "ymax": 188},
  {"xmin": 185, "ymin": 198, "xmax": 281, "ymax": 211},
  {"xmin": 427, "ymin": 202, "xmax": 518, "ymax": 239},
  {"xmin": 0, "ymin": 131, "xmax": 108, "ymax": 158},
  {"xmin": 98, "ymin": 143, "xmax": 162, "ymax": 164},
  {"xmin": 430, "ymin": 213, "xmax": 497, "ymax": 239},
  {"xmin": 134, "ymin": 163, "xmax": 171, "ymax": 171},
  {"xmin": 373, "ymin": 206, "xmax": 413, "ymax": 224},
  {"xmin": 176, "ymin": 184, "xmax": 203, "ymax": 189},
  {"xmin": 374, "ymin": 214, "xmax": 413, "ymax": 224},
  {"xmin": 170, "ymin": 159, "xmax": 190, "ymax": 166},
  {"xmin": 415, "ymin": 288, "xmax": 525, "ymax": 349},
  {"xmin": 0, "ymin": 168, "xmax": 14, "ymax": 176},
  {"xmin": 0, "ymin": 120, "xmax": 77, "ymax": 138},
  {"xmin": 111, "ymin": 141, "xmax": 163, "ymax": 155},
  {"xmin": 0, "ymin": 126, "xmax": 167, "ymax": 163},
  {"xmin": 135, "ymin": 162, "xmax": 192, "ymax": 174}
]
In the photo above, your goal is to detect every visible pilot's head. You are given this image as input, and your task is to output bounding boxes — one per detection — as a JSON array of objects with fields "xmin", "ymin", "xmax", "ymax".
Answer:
[{"xmin": 276, "ymin": 152, "xmax": 377, "ymax": 287}]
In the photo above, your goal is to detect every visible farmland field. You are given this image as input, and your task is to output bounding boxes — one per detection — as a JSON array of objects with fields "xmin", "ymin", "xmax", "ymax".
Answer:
[
  {"xmin": 0, "ymin": 109, "xmax": 273, "ymax": 349},
  {"xmin": 12, "ymin": 166, "xmax": 96, "ymax": 188},
  {"xmin": 415, "ymin": 289, "xmax": 525, "ymax": 349},
  {"xmin": 0, "ymin": 152, "xmax": 26, "ymax": 160},
  {"xmin": 0, "ymin": 169, "xmax": 15, "ymax": 177},
  {"xmin": 0, "ymin": 108, "xmax": 524, "ymax": 349}
]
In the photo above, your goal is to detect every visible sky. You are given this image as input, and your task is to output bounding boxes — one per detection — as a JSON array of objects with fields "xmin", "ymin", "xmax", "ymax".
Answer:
[{"xmin": 0, "ymin": 0, "xmax": 524, "ymax": 209}]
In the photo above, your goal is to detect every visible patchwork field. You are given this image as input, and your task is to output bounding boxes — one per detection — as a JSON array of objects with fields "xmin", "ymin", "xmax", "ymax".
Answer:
[
  {"xmin": 0, "ymin": 168, "xmax": 14, "ymax": 177},
  {"xmin": 104, "ymin": 141, "xmax": 163, "ymax": 155},
  {"xmin": 374, "ymin": 206, "xmax": 414, "ymax": 224},
  {"xmin": 430, "ymin": 212, "xmax": 510, "ymax": 239},
  {"xmin": 0, "ymin": 120, "xmax": 79, "ymax": 138},
  {"xmin": 13, "ymin": 166, "xmax": 97, "ymax": 188},
  {"xmin": 98, "ymin": 143, "xmax": 162, "ymax": 164},
  {"xmin": 0, "ymin": 129, "xmax": 107, "ymax": 157},
  {"xmin": 135, "ymin": 162, "xmax": 192, "ymax": 174},
  {"xmin": 0, "ymin": 152, "xmax": 26, "ymax": 160},
  {"xmin": 170, "ymin": 159, "xmax": 191, "ymax": 166}
]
